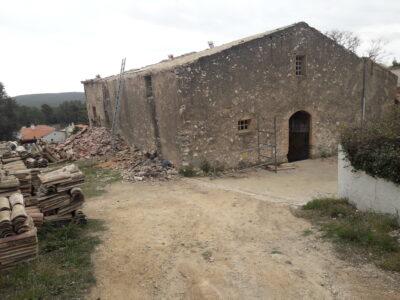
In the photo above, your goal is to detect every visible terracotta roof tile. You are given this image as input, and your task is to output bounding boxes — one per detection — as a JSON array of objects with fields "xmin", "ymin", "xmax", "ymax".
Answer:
[{"xmin": 20, "ymin": 125, "xmax": 55, "ymax": 141}]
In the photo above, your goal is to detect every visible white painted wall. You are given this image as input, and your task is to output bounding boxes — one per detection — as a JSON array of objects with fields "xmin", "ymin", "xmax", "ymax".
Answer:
[
  {"xmin": 42, "ymin": 131, "xmax": 67, "ymax": 143},
  {"xmin": 338, "ymin": 147, "xmax": 400, "ymax": 216}
]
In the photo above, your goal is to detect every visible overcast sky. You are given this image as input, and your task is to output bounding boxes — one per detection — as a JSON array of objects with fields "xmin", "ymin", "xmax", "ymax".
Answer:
[{"xmin": 1, "ymin": 0, "xmax": 399, "ymax": 96}]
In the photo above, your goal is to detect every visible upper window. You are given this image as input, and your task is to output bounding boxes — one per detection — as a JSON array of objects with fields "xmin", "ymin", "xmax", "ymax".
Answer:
[
  {"xmin": 295, "ymin": 55, "xmax": 306, "ymax": 76},
  {"xmin": 238, "ymin": 119, "xmax": 251, "ymax": 131},
  {"xmin": 144, "ymin": 75, "xmax": 153, "ymax": 98}
]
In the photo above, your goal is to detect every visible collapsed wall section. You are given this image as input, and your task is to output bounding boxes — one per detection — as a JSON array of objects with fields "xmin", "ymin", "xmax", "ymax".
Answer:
[{"xmin": 83, "ymin": 70, "xmax": 182, "ymax": 161}]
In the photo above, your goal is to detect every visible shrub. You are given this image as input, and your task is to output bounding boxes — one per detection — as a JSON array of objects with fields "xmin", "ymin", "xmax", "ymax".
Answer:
[
  {"xmin": 340, "ymin": 107, "xmax": 400, "ymax": 185},
  {"xmin": 200, "ymin": 159, "xmax": 212, "ymax": 175},
  {"xmin": 179, "ymin": 165, "xmax": 196, "ymax": 177},
  {"xmin": 199, "ymin": 159, "xmax": 225, "ymax": 176}
]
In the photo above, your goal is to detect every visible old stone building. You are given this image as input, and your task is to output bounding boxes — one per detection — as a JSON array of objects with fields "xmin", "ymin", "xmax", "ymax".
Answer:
[{"xmin": 82, "ymin": 22, "xmax": 397, "ymax": 168}]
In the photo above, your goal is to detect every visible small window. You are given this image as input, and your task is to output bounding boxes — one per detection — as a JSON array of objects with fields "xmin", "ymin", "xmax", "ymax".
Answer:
[
  {"xmin": 238, "ymin": 119, "xmax": 251, "ymax": 131},
  {"xmin": 295, "ymin": 55, "xmax": 305, "ymax": 76},
  {"xmin": 144, "ymin": 75, "xmax": 153, "ymax": 98}
]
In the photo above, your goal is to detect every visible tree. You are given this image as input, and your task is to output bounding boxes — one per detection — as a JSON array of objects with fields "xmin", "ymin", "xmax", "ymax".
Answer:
[
  {"xmin": 365, "ymin": 38, "xmax": 389, "ymax": 63},
  {"xmin": 55, "ymin": 100, "xmax": 88, "ymax": 125},
  {"xmin": 0, "ymin": 82, "xmax": 19, "ymax": 141},
  {"xmin": 41, "ymin": 103, "xmax": 55, "ymax": 124},
  {"xmin": 17, "ymin": 105, "xmax": 45, "ymax": 127},
  {"xmin": 325, "ymin": 30, "xmax": 361, "ymax": 53},
  {"xmin": 392, "ymin": 58, "xmax": 400, "ymax": 67}
]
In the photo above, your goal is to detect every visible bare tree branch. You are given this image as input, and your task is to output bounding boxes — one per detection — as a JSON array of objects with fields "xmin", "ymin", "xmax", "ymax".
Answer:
[
  {"xmin": 365, "ymin": 38, "xmax": 389, "ymax": 63},
  {"xmin": 325, "ymin": 30, "xmax": 361, "ymax": 53}
]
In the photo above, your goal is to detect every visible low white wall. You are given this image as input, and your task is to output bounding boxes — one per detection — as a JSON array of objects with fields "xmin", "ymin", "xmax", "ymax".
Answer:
[{"xmin": 338, "ymin": 148, "xmax": 400, "ymax": 216}]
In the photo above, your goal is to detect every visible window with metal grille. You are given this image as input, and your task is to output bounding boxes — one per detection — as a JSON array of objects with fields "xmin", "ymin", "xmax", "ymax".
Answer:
[
  {"xmin": 144, "ymin": 75, "xmax": 153, "ymax": 98},
  {"xmin": 238, "ymin": 119, "xmax": 251, "ymax": 131},
  {"xmin": 295, "ymin": 55, "xmax": 305, "ymax": 76}
]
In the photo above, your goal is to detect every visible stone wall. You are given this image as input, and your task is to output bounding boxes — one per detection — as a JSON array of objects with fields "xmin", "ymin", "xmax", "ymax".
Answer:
[
  {"xmin": 84, "ymin": 71, "xmax": 180, "ymax": 155},
  {"xmin": 83, "ymin": 23, "xmax": 397, "ymax": 169},
  {"xmin": 174, "ymin": 24, "xmax": 396, "ymax": 168}
]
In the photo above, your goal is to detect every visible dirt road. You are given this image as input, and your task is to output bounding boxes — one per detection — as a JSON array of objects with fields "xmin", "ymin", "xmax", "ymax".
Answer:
[{"xmin": 84, "ymin": 159, "xmax": 400, "ymax": 299}]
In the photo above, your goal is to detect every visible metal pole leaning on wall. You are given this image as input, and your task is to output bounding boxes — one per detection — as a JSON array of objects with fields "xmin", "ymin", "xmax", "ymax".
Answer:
[
  {"xmin": 361, "ymin": 57, "xmax": 367, "ymax": 129},
  {"xmin": 111, "ymin": 58, "xmax": 126, "ymax": 150},
  {"xmin": 273, "ymin": 116, "xmax": 277, "ymax": 173},
  {"xmin": 257, "ymin": 116, "xmax": 261, "ymax": 163}
]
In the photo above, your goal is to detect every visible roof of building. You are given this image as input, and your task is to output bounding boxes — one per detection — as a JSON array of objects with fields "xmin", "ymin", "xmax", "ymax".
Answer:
[
  {"xmin": 20, "ymin": 125, "xmax": 55, "ymax": 141},
  {"xmin": 390, "ymin": 67, "xmax": 400, "ymax": 87},
  {"xmin": 83, "ymin": 22, "xmax": 307, "ymax": 83}
]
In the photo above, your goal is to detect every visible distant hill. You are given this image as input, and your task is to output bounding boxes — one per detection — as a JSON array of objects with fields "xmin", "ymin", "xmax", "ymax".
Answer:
[{"xmin": 14, "ymin": 92, "xmax": 85, "ymax": 107}]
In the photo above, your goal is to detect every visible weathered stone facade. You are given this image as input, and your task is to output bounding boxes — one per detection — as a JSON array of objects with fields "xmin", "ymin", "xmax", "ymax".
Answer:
[{"xmin": 82, "ymin": 22, "xmax": 397, "ymax": 169}]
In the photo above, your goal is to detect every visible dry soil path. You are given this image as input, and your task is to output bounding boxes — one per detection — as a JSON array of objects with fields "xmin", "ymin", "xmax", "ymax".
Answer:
[{"xmin": 84, "ymin": 160, "xmax": 400, "ymax": 299}]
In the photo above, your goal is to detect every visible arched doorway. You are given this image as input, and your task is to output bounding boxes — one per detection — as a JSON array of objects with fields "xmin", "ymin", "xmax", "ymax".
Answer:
[{"xmin": 287, "ymin": 111, "xmax": 310, "ymax": 162}]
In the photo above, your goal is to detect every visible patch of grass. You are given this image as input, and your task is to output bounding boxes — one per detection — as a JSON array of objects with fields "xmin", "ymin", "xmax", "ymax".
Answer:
[
  {"xmin": 77, "ymin": 160, "xmax": 122, "ymax": 198},
  {"xmin": 302, "ymin": 229, "xmax": 313, "ymax": 236},
  {"xmin": 302, "ymin": 198, "xmax": 355, "ymax": 218},
  {"xmin": 179, "ymin": 165, "xmax": 197, "ymax": 177},
  {"xmin": 0, "ymin": 220, "xmax": 105, "ymax": 300},
  {"xmin": 298, "ymin": 198, "xmax": 400, "ymax": 272}
]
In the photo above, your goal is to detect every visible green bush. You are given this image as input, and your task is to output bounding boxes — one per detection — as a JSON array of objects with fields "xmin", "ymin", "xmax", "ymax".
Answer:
[
  {"xmin": 179, "ymin": 165, "xmax": 197, "ymax": 177},
  {"xmin": 340, "ymin": 107, "xmax": 400, "ymax": 185},
  {"xmin": 200, "ymin": 159, "xmax": 212, "ymax": 175}
]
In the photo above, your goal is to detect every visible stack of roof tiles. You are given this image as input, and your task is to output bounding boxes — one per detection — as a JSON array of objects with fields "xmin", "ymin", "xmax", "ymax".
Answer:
[
  {"xmin": 1, "ymin": 149, "xmax": 33, "ymax": 199},
  {"xmin": 0, "ymin": 192, "xmax": 39, "ymax": 270},
  {"xmin": 0, "ymin": 173, "xmax": 20, "ymax": 198},
  {"xmin": 37, "ymin": 164, "xmax": 85, "ymax": 222}
]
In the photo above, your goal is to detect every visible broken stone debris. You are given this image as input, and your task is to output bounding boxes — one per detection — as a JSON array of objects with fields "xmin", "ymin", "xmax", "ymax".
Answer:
[{"xmin": 49, "ymin": 127, "xmax": 178, "ymax": 182}]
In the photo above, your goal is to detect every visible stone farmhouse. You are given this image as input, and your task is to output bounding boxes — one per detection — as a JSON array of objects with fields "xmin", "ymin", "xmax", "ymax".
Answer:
[{"xmin": 82, "ymin": 22, "xmax": 397, "ymax": 168}]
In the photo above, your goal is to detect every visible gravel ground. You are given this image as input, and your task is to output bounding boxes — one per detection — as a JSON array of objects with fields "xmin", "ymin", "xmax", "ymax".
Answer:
[{"xmin": 84, "ymin": 159, "xmax": 400, "ymax": 299}]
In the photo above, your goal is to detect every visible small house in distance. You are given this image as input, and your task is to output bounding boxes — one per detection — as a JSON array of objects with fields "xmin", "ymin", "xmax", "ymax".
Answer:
[
  {"xmin": 20, "ymin": 125, "xmax": 56, "ymax": 143},
  {"xmin": 19, "ymin": 124, "xmax": 70, "ymax": 143},
  {"xmin": 82, "ymin": 22, "xmax": 397, "ymax": 168}
]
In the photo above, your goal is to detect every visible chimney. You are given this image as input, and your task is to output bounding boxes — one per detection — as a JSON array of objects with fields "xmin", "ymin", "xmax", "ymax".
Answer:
[
  {"xmin": 30, "ymin": 124, "xmax": 35, "ymax": 129},
  {"xmin": 168, "ymin": 54, "xmax": 174, "ymax": 60},
  {"xmin": 208, "ymin": 41, "xmax": 215, "ymax": 49}
]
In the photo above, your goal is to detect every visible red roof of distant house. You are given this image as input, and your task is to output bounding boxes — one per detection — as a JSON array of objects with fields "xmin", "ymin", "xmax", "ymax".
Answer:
[
  {"xmin": 20, "ymin": 125, "xmax": 55, "ymax": 141},
  {"xmin": 75, "ymin": 124, "xmax": 88, "ymax": 129}
]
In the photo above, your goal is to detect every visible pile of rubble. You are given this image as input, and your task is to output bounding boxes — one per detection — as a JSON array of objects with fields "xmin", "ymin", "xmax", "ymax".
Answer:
[
  {"xmin": 50, "ymin": 127, "xmax": 127, "ymax": 160},
  {"xmin": 116, "ymin": 150, "xmax": 177, "ymax": 182},
  {"xmin": 49, "ymin": 127, "xmax": 178, "ymax": 182}
]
